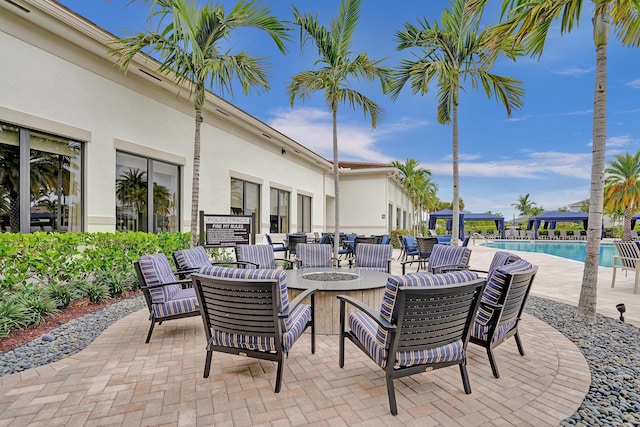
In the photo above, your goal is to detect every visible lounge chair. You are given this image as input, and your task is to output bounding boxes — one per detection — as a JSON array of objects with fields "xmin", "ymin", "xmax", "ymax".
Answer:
[
  {"xmin": 235, "ymin": 244, "xmax": 293, "ymax": 270},
  {"xmin": 353, "ymin": 243, "xmax": 393, "ymax": 273},
  {"xmin": 338, "ymin": 270, "xmax": 485, "ymax": 415},
  {"xmin": 426, "ymin": 244, "xmax": 472, "ymax": 274},
  {"xmin": 192, "ymin": 266, "xmax": 316, "ymax": 392},
  {"xmin": 611, "ymin": 240, "xmax": 640, "ymax": 294},
  {"xmin": 265, "ymin": 234, "xmax": 288, "ymax": 258},
  {"xmin": 470, "ymin": 260, "xmax": 538, "ymax": 378}
]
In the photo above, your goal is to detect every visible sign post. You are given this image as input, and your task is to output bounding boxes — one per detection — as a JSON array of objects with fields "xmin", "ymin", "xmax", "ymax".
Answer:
[{"xmin": 199, "ymin": 212, "xmax": 253, "ymax": 248}]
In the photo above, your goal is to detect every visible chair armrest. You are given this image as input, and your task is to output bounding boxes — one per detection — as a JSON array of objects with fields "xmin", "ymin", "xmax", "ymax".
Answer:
[
  {"xmin": 337, "ymin": 295, "xmax": 395, "ymax": 331},
  {"xmin": 431, "ymin": 263, "xmax": 470, "ymax": 274},
  {"xmin": 212, "ymin": 261, "xmax": 258, "ymax": 268},
  {"xmin": 479, "ymin": 300, "xmax": 503, "ymax": 311},
  {"xmin": 279, "ymin": 288, "xmax": 317, "ymax": 318},
  {"xmin": 143, "ymin": 278, "xmax": 191, "ymax": 290},
  {"xmin": 271, "ymin": 242, "xmax": 286, "ymax": 248}
]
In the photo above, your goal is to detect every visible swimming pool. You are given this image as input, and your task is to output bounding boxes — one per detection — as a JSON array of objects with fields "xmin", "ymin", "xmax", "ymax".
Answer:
[{"xmin": 482, "ymin": 241, "xmax": 615, "ymax": 268}]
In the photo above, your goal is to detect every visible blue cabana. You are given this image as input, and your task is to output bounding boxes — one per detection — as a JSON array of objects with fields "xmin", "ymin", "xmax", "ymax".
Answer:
[
  {"xmin": 526, "ymin": 211, "xmax": 601, "ymax": 239},
  {"xmin": 428, "ymin": 209, "xmax": 505, "ymax": 239}
]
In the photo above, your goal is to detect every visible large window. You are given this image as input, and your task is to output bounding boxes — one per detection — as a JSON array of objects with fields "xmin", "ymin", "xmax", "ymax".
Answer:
[
  {"xmin": 0, "ymin": 122, "xmax": 83, "ymax": 233},
  {"xmin": 270, "ymin": 188, "xmax": 289, "ymax": 233},
  {"xmin": 297, "ymin": 194, "xmax": 311, "ymax": 233},
  {"xmin": 230, "ymin": 178, "xmax": 260, "ymax": 234},
  {"xmin": 116, "ymin": 152, "xmax": 180, "ymax": 232}
]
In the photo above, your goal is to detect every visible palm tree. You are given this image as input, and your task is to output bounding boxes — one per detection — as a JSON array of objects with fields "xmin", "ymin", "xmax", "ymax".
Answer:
[
  {"xmin": 288, "ymin": 0, "xmax": 390, "ymax": 259},
  {"xmin": 470, "ymin": 0, "xmax": 640, "ymax": 321},
  {"xmin": 511, "ymin": 193, "xmax": 537, "ymax": 216},
  {"xmin": 604, "ymin": 152, "xmax": 640, "ymax": 241},
  {"xmin": 116, "ymin": 168, "xmax": 147, "ymax": 230},
  {"xmin": 388, "ymin": 0, "xmax": 525, "ymax": 245},
  {"xmin": 392, "ymin": 159, "xmax": 438, "ymax": 234},
  {"xmin": 111, "ymin": 0, "xmax": 289, "ymax": 246}
]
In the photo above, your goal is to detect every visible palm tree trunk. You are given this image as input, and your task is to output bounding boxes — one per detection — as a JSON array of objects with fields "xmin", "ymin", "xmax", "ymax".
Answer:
[
  {"xmin": 451, "ymin": 100, "xmax": 460, "ymax": 246},
  {"xmin": 332, "ymin": 108, "xmax": 340, "ymax": 261},
  {"xmin": 623, "ymin": 207, "xmax": 632, "ymax": 241},
  {"xmin": 190, "ymin": 106, "xmax": 203, "ymax": 247},
  {"xmin": 577, "ymin": 16, "xmax": 608, "ymax": 322}
]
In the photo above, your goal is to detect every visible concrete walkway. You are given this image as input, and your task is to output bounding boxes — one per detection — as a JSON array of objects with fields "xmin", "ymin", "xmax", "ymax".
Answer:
[{"xmin": 3, "ymin": 243, "xmax": 633, "ymax": 426}]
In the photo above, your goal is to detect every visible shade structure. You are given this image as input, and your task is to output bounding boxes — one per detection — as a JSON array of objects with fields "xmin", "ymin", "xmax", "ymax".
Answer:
[
  {"xmin": 526, "ymin": 211, "xmax": 602, "ymax": 239},
  {"xmin": 428, "ymin": 209, "xmax": 505, "ymax": 239}
]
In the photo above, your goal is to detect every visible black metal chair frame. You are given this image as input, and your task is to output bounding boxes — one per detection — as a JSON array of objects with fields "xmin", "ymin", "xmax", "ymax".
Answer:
[
  {"xmin": 134, "ymin": 261, "xmax": 200, "ymax": 344},
  {"xmin": 265, "ymin": 234, "xmax": 288, "ymax": 259},
  {"xmin": 191, "ymin": 273, "xmax": 316, "ymax": 393},
  {"xmin": 286, "ymin": 234, "xmax": 308, "ymax": 259},
  {"xmin": 401, "ymin": 236, "xmax": 439, "ymax": 274},
  {"xmin": 470, "ymin": 266, "xmax": 537, "ymax": 378},
  {"xmin": 338, "ymin": 279, "xmax": 486, "ymax": 415}
]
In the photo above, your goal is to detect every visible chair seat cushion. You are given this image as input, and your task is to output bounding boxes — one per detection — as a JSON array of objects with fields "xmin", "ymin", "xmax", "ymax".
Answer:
[
  {"xmin": 152, "ymin": 287, "xmax": 198, "ymax": 317},
  {"xmin": 349, "ymin": 312, "xmax": 465, "ymax": 368},
  {"xmin": 212, "ymin": 303, "xmax": 312, "ymax": 353},
  {"xmin": 471, "ymin": 319, "xmax": 517, "ymax": 342}
]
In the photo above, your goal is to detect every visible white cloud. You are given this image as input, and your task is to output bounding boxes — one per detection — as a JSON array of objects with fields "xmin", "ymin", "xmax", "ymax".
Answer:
[
  {"xmin": 268, "ymin": 107, "xmax": 428, "ymax": 163},
  {"xmin": 552, "ymin": 66, "xmax": 594, "ymax": 76},
  {"xmin": 625, "ymin": 79, "xmax": 640, "ymax": 89},
  {"xmin": 607, "ymin": 135, "xmax": 636, "ymax": 148}
]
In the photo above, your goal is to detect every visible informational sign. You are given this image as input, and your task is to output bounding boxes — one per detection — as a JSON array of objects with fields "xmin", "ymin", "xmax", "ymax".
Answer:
[{"xmin": 199, "ymin": 212, "xmax": 253, "ymax": 247}]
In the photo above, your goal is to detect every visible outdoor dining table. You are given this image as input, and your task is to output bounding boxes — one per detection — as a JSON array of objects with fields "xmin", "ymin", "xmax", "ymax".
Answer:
[{"xmin": 285, "ymin": 267, "xmax": 389, "ymax": 335}]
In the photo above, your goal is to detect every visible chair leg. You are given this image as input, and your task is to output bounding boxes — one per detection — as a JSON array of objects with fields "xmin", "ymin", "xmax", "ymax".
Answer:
[
  {"xmin": 459, "ymin": 361, "xmax": 472, "ymax": 394},
  {"xmin": 514, "ymin": 331, "xmax": 525, "ymax": 356},
  {"xmin": 145, "ymin": 321, "xmax": 156, "ymax": 344},
  {"xmin": 274, "ymin": 359, "xmax": 284, "ymax": 393},
  {"xmin": 311, "ymin": 294, "xmax": 316, "ymax": 354},
  {"xmin": 203, "ymin": 349, "xmax": 213, "ymax": 378},
  {"xmin": 386, "ymin": 372, "xmax": 398, "ymax": 416},
  {"xmin": 486, "ymin": 347, "xmax": 500, "ymax": 379},
  {"xmin": 611, "ymin": 266, "xmax": 617, "ymax": 288},
  {"xmin": 339, "ymin": 302, "xmax": 345, "ymax": 368},
  {"xmin": 635, "ymin": 269, "xmax": 640, "ymax": 294}
]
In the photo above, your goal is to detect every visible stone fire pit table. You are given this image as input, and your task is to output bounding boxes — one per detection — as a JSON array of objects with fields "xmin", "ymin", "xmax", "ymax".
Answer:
[{"xmin": 285, "ymin": 267, "xmax": 389, "ymax": 335}]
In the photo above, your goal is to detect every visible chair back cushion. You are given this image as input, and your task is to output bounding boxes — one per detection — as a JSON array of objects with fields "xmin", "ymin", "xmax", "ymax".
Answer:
[
  {"xmin": 356, "ymin": 243, "xmax": 393, "ymax": 271},
  {"xmin": 199, "ymin": 265, "xmax": 289, "ymax": 312},
  {"xmin": 173, "ymin": 246, "xmax": 210, "ymax": 270},
  {"xmin": 427, "ymin": 244, "xmax": 471, "ymax": 272},
  {"xmin": 296, "ymin": 243, "xmax": 332, "ymax": 268},
  {"xmin": 138, "ymin": 253, "xmax": 179, "ymax": 304},
  {"xmin": 235, "ymin": 244, "xmax": 275, "ymax": 269},
  {"xmin": 486, "ymin": 251, "xmax": 521, "ymax": 278},
  {"xmin": 476, "ymin": 259, "xmax": 533, "ymax": 326}
]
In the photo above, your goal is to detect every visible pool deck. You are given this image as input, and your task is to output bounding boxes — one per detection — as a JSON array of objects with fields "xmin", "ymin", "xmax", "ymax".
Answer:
[{"xmin": 0, "ymin": 243, "xmax": 636, "ymax": 425}]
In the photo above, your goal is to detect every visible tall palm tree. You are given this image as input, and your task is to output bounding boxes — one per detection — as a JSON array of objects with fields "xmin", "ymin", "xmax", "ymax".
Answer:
[
  {"xmin": 470, "ymin": 0, "xmax": 640, "ymax": 321},
  {"xmin": 288, "ymin": 0, "xmax": 390, "ymax": 259},
  {"xmin": 111, "ymin": 0, "xmax": 289, "ymax": 246},
  {"xmin": 392, "ymin": 159, "xmax": 437, "ymax": 234},
  {"xmin": 388, "ymin": 0, "xmax": 525, "ymax": 245},
  {"xmin": 604, "ymin": 152, "xmax": 640, "ymax": 240},
  {"xmin": 511, "ymin": 193, "xmax": 537, "ymax": 216}
]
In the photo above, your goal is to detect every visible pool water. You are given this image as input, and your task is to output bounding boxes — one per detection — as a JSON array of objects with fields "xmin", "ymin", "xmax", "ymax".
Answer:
[{"xmin": 483, "ymin": 241, "xmax": 615, "ymax": 268}]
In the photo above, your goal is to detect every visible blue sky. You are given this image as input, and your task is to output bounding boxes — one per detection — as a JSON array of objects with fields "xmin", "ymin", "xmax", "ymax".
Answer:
[{"xmin": 58, "ymin": 0, "xmax": 640, "ymax": 221}]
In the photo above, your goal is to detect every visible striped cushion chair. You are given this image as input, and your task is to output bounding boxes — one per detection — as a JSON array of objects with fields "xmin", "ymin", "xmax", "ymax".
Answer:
[
  {"xmin": 296, "ymin": 243, "xmax": 334, "ymax": 268},
  {"xmin": 192, "ymin": 266, "xmax": 316, "ymax": 393},
  {"xmin": 174, "ymin": 246, "xmax": 258, "ymax": 274},
  {"xmin": 235, "ymin": 244, "xmax": 276, "ymax": 269},
  {"xmin": 427, "ymin": 244, "xmax": 472, "ymax": 274},
  {"xmin": 338, "ymin": 270, "xmax": 485, "ymax": 415},
  {"xmin": 355, "ymin": 243, "xmax": 393, "ymax": 273},
  {"xmin": 470, "ymin": 259, "xmax": 538, "ymax": 378},
  {"xmin": 134, "ymin": 253, "xmax": 200, "ymax": 343}
]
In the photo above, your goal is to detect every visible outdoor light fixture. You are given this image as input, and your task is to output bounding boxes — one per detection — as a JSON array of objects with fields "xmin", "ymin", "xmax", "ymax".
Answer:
[{"xmin": 616, "ymin": 303, "xmax": 626, "ymax": 322}]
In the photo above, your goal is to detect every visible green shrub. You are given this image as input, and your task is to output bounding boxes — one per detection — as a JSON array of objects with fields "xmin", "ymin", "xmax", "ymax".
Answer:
[
  {"xmin": 45, "ymin": 281, "xmax": 80, "ymax": 309},
  {"xmin": 0, "ymin": 298, "xmax": 30, "ymax": 338},
  {"xmin": 79, "ymin": 282, "xmax": 110, "ymax": 304}
]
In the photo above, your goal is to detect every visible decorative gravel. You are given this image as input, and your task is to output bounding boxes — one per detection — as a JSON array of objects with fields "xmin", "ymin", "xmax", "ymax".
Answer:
[
  {"xmin": 1, "ymin": 294, "xmax": 638, "ymax": 426},
  {"xmin": 301, "ymin": 272, "xmax": 360, "ymax": 281}
]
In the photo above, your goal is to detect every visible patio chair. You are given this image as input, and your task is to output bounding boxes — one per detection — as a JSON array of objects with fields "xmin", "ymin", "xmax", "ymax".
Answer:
[
  {"xmin": 338, "ymin": 270, "xmax": 485, "ymax": 415},
  {"xmin": 134, "ymin": 253, "xmax": 199, "ymax": 343},
  {"xmin": 426, "ymin": 244, "xmax": 472, "ymax": 274},
  {"xmin": 354, "ymin": 243, "xmax": 393, "ymax": 273},
  {"xmin": 192, "ymin": 266, "xmax": 316, "ymax": 392},
  {"xmin": 396, "ymin": 235, "xmax": 406, "ymax": 261},
  {"xmin": 611, "ymin": 240, "xmax": 640, "ymax": 294},
  {"xmin": 295, "ymin": 243, "xmax": 338, "ymax": 268},
  {"xmin": 235, "ymin": 244, "xmax": 293, "ymax": 270},
  {"xmin": 401, "ymin": 236, "xmax": 438, "ymax": 274},
  {"xmin": 265, "ymin": 234, "xmax": 288, "ymax": 258},
  {"xmin": 173, "ymin": 246, "xmax": 253, "ymax": 275},
  {"xmin": 470, "ymin": 260, "xmax": 537, "ymax": 378},
  {"xmin": 286, "ymin": 234, "xmax": 307, "ymax": 258},
  {"xmin": 401, "ymin": 235, "xmax": 419, "ymax": 262}
]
